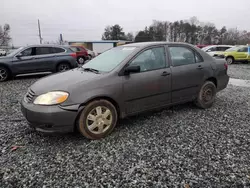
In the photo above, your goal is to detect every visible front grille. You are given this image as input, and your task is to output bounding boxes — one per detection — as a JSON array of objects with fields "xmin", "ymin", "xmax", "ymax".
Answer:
[{"xmin": 25, "ymin": 89, "xmax": 36, "ymax": 103}]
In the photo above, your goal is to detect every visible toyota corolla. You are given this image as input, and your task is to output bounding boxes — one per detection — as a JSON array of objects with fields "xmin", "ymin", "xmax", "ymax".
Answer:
[{"xmin": 21, "ymin": 42, "xmax": 229, "ymax": 139}]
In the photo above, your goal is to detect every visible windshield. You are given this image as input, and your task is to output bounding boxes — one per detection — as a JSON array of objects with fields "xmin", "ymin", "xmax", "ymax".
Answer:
[
  {"xmin": 6, "ymin": 47, "xmax": 24, "ymax": 56},
  {"xmin": 81, "ymin": 46, "xmax": 137, "ymax": 72}
]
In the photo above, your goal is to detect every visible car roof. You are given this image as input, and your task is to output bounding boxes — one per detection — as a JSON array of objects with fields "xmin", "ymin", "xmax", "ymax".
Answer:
[
  {"xmin": 122, "ymin": 42, "xmax": 196, "ymax": 48},
  {"xmin": 23, "ymin": 44, "xmax": 69, "ymax": 48}
]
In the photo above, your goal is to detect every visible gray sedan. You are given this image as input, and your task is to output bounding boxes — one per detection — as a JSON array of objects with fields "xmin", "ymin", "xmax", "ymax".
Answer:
[{"xmin": 21, "ymin": 42, "xmax": 229, "ymax": 139}]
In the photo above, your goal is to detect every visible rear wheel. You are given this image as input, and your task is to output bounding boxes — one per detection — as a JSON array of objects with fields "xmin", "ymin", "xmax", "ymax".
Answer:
[
  {"xmin": 195, "ymin": 81, "xmax": 216, "ymax": 109},
  {"xmin": 56, "ymin": 63, "xmax": 70, "ymax": 72},
  {"xmin": 226, "ymin": 57, "xmax": 234, "ymax": 65},
  {"xmin": 0, "ymin": 66, "xmax": 10, "ymax": 82},
  {"xmin": 77, "ymin": 100, "xmax": 118, "ymax": 139}
]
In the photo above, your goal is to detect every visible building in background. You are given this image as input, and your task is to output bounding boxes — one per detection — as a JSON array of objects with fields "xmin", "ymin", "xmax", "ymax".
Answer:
[{"xmin": 68, "ymin": 40, "xmax": 132, "ymax": 55}]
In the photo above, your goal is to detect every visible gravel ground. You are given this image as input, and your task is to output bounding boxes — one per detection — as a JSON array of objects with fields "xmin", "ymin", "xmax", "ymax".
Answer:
[
  {"xmin": 1, "ymin": 69, "xmax": 250, "ymax": 187},
  {"xmin": 228, "ymin": 64, "xmax": 250, "ymax": 80}
]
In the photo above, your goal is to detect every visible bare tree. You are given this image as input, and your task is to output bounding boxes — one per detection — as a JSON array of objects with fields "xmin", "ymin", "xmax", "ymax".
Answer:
[{"xmin": 0, "ymin": 24, "xmax": 11, "ymax": 46}]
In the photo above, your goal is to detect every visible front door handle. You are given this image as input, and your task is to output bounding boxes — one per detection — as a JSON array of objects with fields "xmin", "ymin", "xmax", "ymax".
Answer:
[
  {"xmin": 197, "ymin": 65, "xmax": 203, "ymax": 70},
  {"xmin": 161, "ymin": 71, "xmax": 170, "ymax": 76}
]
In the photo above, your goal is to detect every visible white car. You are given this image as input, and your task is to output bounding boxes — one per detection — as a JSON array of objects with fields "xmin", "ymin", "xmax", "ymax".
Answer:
[
  {"xmin": 202, "ymin": 45, "xmax": 234, "ymax": 57},
  {"xmin": 0, "ymin": 49, "xmax": 6, "ymax": 56},
  {"xmin": 86, "ymin": 49, "xmax": 98, "ymax": 59}
]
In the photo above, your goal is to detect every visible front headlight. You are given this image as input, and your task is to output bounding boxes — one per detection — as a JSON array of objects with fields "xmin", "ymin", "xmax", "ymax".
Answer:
[{"xmin": 33, "ymin": 91, "xmax": 69, "ymax": 105}]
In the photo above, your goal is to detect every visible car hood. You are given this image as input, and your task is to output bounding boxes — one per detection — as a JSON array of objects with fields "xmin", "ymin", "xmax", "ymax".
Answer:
[
  {"xmin": 0, "ymin": 56, "xmax": 12, "ymax": 61},
  {"xmin": 30, "ymin": 68, "xmax": 104, "ymax": 95}
]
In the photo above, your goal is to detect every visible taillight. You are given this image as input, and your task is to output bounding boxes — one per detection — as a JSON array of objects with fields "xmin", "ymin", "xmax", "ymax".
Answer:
[{"xmin": 70, "ymin": 53, "xmax": 77, "ymax": 59}]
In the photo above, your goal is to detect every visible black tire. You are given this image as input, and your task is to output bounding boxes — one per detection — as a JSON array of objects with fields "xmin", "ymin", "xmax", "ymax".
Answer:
[
  {"xmin": 56, "ymin": 62, "xmax": 70, "ymax": 72},
  {"xmin": 77, "ymin": 57, "xmax": 85, "ymax": 64},
  {"xmin": 195, "ymin": 81, "xmax": 216, "ymax": 109},
  {"xmin": 226, "ymin": 57, "xmax": 234, "ymax": 65},
  {"xmin": 0, "ymin": 66, "xmax": 10, "ymax": 82},
  {"xmin": 77, "ymin": 100, "xmax": 118, "ymax": 140}
]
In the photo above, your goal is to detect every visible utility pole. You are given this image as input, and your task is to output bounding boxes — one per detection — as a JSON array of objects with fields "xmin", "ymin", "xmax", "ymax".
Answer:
[{"xmin": 38, "ymin": 19, "xmax": 42, "ymax": 44}]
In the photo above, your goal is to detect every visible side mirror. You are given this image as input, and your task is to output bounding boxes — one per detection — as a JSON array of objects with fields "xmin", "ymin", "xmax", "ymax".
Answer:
[{"xmin": 124, "ymin": 65, "xmax": 140, "ymax": 75}]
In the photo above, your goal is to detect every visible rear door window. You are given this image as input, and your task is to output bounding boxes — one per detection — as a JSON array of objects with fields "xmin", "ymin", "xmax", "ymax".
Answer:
[
  {"xmin": 52, "ymin": 47, "xmax": 65, "ymax": 53},
  {"xmin": 35, "ymin": 47, "xmax": 53, "ymax": 55},
  {"xmin": 169, "ymin": 46, "xmax": 196, "ymax": 66}
]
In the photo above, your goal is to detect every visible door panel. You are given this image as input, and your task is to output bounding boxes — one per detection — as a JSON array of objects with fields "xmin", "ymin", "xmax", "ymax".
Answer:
[
  {"xmin": 168, "ymin": 45, "xmax": 210, "ymax": 103},
  {"xmin": 34, "ymin": 47, "xmax": 57, "ymax": 72},
  {"xmin": 122, "ymin": 46, "xmax": 171, "ymax": 114},
  {"xmin": 11, "ymin": 47, "xmax": 37, "ymax": 74},
  {"xmin": 123, "ymin": 68, "xmax": 171, "ymax": 114},
  {"xmin": 171, "ymin": 62, "xmax": 209, "ymax": 103}
]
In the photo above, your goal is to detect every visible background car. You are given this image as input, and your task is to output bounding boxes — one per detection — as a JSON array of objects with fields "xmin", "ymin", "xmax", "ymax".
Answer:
[
  {"xmin": 202, "ymin": 45, "xmax": 233, "ymax": 57},
  {"xmin": 70, "ymin": 45, "xmax": 89, "ymax": 64},
  {"xmin": 214, "ymin": 45, "xmax": 250, "ymax": 64},
  {"xmin": 86, "ymin": 49, "xmax": 97, "ymax": 59},
  {"xmin": 0, "ymin": 49, "xmax": 6, "ymax": 56},
  {"xmin": 196, "ymin": 44, "xmax": 211, "ymax": 49},
  {"xmin": 0, "ymin": 44, "xmax": 78, "ymax": 82}
]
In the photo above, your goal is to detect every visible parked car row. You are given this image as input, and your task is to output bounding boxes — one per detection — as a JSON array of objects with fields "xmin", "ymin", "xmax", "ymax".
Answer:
[{"xmin": 200, "ymin": 44, "xmax": 250, "ymax": 64}]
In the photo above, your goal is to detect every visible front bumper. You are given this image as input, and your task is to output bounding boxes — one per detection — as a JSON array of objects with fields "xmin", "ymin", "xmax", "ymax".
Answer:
[{"xmin": 21, "ymin": 99, "xmax": 78, "ymax": 133}]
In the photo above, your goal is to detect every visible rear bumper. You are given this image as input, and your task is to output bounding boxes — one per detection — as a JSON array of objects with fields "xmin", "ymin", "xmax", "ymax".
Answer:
[
  {"xmin": 217, "ymin": 74, "xmax": 229, "ymax": 92},
  {"xmin": 21, "ymin": 99, "xmax": 78, "ymax": 133}
]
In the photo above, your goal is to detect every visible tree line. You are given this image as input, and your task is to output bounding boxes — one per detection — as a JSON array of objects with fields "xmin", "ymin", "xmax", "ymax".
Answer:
[{"xmin": 102, "ymin": 16, "xmax": 250, "ymax": 45}]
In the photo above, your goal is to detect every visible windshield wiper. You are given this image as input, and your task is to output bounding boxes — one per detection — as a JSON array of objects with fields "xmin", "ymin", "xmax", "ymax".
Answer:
[{"xmin": 81, "ymin": 67, "xmax": 100, "ymax": 74}]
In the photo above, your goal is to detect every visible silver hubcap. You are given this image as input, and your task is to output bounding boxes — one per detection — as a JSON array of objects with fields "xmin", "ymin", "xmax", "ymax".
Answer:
[
  {"xmin": 86, "ymin": 106, "xmax": 112, "ymax": 134},
  {"xmin": 0, "ymin": 68, "xmax": 7, "ymax": 81},
  {"xmin": 59, "ymin": 64, "xmax": 69, "ymax": 71},
  {"xmin": 78, "ymin": 58, "xmax": 84, "ymax": 64}
]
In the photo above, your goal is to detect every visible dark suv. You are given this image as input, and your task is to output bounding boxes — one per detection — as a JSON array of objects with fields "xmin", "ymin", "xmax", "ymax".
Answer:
[{"xmin": 0, "ymin": 45, "xmax": 78, "ymax": 82}]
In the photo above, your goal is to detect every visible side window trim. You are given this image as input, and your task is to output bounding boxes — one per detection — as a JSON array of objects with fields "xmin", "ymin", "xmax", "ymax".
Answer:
[{"xmin": 126, "ymin": 45, "xmax": 168, "ymax": 74}]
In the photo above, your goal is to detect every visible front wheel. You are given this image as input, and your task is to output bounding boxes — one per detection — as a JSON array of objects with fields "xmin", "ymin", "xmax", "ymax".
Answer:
[
  {"xmin": 0, "ymin": 66, "xmax": 10, "ymax": 82},
  {"xmin": 195, "ymin": 81, "xmax": 216, "ymax": 109},
  {"xmin": 77, "ymin": 100, "xmax": 118, "ymax": 139}
]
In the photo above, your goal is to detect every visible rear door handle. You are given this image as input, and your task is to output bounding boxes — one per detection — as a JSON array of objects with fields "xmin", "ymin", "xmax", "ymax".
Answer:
[
  {"xmin": 161, "ymin": 71, "xmax": 170, "ymax": 76},
  {"xmin": 197, "ymin": 65, "xmax": 203, "ymax": 70}
]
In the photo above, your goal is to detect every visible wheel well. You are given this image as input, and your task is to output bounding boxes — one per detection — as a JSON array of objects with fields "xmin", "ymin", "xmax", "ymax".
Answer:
[
  {"xmin": 56, "ymin": 61, "xmax": 71, "ymax": 69},
  {"xmin": 74, "ymin": 97, "xmax": 121, "ymax": 132},
  {"xmin": 80, "ymin": 97, "xmax": 120, "ymax": 117},
  {"xmin": 226, "ymin": 56, "xmax": 234, "ymax": 60},
  {"xmin": 0, "ymin": 64, "xmax": 12, "ymax": 74},
  {"xmin": 206, "ymin": 77, "xmax": 217, "ymax": 88}
]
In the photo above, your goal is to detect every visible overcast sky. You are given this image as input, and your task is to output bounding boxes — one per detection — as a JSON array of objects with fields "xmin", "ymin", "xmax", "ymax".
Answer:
[{"xmin": 1, "ymin": 0, "xmax": 250, "ymax": 46}]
